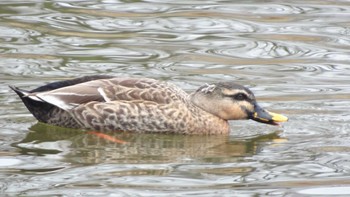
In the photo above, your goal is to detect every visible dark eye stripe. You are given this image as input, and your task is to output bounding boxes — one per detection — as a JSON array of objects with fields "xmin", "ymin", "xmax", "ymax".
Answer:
[
  {"xmin": 224, "ymin": 92, "xmax": 252, "ymax": 101},
  {"xmin": 234, "ymin": 93, "xmax": 247, "ymax": 100}
]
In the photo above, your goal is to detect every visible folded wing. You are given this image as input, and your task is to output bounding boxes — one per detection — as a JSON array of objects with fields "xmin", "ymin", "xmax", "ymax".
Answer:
[{"xmin": 28, "ymin": 77, "xmax": 188, "ymax": 111}]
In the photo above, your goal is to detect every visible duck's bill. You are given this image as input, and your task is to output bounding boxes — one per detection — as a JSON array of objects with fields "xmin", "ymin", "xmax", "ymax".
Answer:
[{"xmin": 250, "ymin": 104, "xmax": 288, "ymax": 126}]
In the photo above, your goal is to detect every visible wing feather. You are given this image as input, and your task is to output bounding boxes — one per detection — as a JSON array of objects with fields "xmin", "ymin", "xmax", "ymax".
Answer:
[{"xmin": 28, "ymin": 77, "xmax": 189, "ymax": 111}]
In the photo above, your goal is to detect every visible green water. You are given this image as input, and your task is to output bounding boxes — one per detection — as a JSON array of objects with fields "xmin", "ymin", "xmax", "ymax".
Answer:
[{"xmin": 1, "ymin": 0, "xmax": 350, "ymax": 196}]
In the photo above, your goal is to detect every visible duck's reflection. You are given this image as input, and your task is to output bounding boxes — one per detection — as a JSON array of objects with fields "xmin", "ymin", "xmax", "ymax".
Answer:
[{"xmin": 13, "ymin": 123, "xmax": 284, "ymax": 164}]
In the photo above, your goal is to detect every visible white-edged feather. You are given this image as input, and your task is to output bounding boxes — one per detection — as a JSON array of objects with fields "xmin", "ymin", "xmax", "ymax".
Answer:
[
  {"xmin": 27, "ymin": 95, "xmax": 43, "ymax": 102},
  {"xmin": 200, "ymin": 83, "xmax": 216, "ymax": 94},
  {"xmin": 97, "ymin": 87, "xmax": 111, "ymax": 102},
  {"xmin": 35, "ymin": 93, "xmax": 77, "ymax": 111}
]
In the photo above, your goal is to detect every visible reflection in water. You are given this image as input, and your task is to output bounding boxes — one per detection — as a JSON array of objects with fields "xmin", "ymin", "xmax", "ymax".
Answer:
[{"xmin": 13, "ymin": 123, "xmax": 283, "ymax": 165}]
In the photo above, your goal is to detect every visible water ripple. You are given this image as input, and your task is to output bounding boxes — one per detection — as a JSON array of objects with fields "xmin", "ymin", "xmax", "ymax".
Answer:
[{"xmin": 2, "ymin": 0, "xmax": 350, "ymax": 196}]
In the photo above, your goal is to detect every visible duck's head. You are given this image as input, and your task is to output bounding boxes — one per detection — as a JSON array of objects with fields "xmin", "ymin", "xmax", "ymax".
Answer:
[{"xmin": 190, "ymin": 82, "xmax": 288, "ymax": 125}]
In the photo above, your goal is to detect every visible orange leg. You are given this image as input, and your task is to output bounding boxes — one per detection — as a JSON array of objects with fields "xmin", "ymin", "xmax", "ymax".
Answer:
[{"xmin": 88, "ymin": 131, "xmax": 128, "ymax": 144}]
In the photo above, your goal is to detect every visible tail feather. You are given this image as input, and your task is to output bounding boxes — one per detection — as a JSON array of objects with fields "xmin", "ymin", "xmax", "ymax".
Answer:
[
  {"xmin": 9, "ymin": 85, "xmax": 55, "ymax": 123},
  {"xmin": 9, "ymin": 75, "xmax": 115, "ymax": 128},
  {"xmin": 9, "ymin": 85, "xmax": 29, "ymax": 97}
]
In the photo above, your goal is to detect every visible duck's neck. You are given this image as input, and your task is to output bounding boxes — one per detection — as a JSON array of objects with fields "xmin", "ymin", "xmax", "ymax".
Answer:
[
  {"xmin": 187, "ymin": 94, "xmax": 230, "ymax": 134},
  {"xmin": 193, "ymin": 111, "xmax": 230, "ymax": 134}
]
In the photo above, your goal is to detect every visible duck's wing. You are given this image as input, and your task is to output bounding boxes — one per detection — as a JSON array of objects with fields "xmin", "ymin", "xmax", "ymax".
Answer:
[{"xmin": 28, "ymin": 77, "xmax": 188, "ymax": 111}]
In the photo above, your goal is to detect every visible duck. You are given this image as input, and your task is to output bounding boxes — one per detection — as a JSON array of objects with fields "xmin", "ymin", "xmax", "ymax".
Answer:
[{"xmin": 10, "ymin": 75, "xmax": 288, "ymax": 134}]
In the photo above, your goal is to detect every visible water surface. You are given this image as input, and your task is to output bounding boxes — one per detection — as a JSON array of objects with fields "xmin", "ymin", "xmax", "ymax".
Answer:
[{"xmin": 1, "ymin": 0, "xmax": 350, "ymax": 196}]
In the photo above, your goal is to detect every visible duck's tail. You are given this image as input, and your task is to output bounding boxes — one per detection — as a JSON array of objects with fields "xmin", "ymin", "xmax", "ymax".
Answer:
[
  {"xmin": 9, "ymin": 75, "xmax": 115, "ymax": 128},
  {"xmin": 9, "ymin": 85, "xmax": 27, "ymax": 97},
  {"xmin": 9, "ymin": 85, "xmax": 56, "ymax": 123}
]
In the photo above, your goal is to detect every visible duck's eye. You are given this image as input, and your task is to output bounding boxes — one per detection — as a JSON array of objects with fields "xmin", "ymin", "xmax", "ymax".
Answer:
[{"xmin": 233, "ymin": 93, "xmax": 247, "ymax": 101}]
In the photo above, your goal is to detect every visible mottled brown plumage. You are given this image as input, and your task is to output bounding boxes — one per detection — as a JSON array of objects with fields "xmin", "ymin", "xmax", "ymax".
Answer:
[{"xmin": 10, "ymin": 75, "xmax": 288, "ymax": 134}]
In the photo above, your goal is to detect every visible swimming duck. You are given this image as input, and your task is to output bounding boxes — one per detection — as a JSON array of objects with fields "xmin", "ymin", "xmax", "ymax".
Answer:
[{"xmin": 10, "ymin": 75, "xmax": 288, "ymax": 134}]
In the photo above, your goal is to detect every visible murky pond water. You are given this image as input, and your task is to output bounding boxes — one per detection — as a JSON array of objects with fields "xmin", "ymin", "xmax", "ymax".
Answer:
[{"xmin": 1, "ymin": 0, "xmax": 350, "ymax": 196}]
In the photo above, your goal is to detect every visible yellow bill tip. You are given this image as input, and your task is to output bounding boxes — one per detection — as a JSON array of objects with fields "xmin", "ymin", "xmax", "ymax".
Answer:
[
  {"xmin": 268, "ymin": 111, "xmax": 288, "ymax": 122},
  {"xmin": 251, "ymin": 104, "xmax": 288, "ymax": 126}
]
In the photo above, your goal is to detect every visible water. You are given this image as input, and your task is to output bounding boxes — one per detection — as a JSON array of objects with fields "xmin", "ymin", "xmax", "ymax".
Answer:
[{"xmin": 1, "ymin": 0, "xmax": 350, "ymax": 196}]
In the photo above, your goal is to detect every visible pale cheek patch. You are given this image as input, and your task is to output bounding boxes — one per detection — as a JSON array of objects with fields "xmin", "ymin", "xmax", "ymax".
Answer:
[
  {"xmin": 240, "ymin": 101, "xmax": 254, "ymax": 112},
  {"xmin": 229, "ymin": 101, "xmax": 252, "ymax": 119},
  {"xmin": 219, "ymin": 103, "xmax": 238, "ymax": 119}
]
